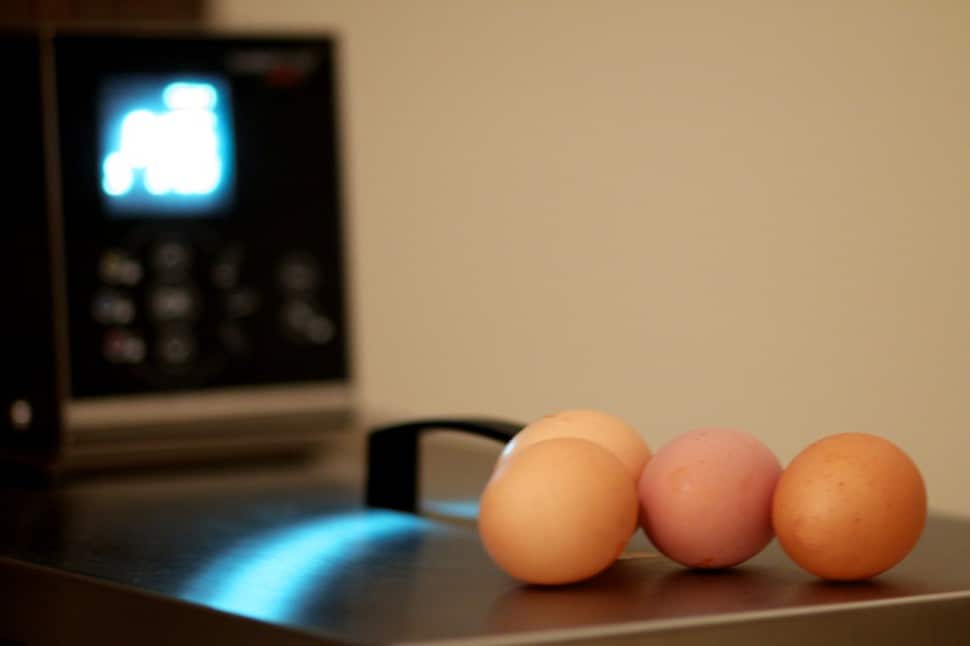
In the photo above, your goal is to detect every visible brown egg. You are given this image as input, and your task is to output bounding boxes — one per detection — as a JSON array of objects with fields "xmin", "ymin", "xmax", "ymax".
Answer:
[
  {"xmin": 772, "ymin": 433, "xmax": 927, "ymax": 581},
  {"xmin": 479, "ymin": 437, "xmax": 638, "ymax": 585},
  {"xmin": 497, "ymin": 409, "xmax": 650, "ymax": 481}
]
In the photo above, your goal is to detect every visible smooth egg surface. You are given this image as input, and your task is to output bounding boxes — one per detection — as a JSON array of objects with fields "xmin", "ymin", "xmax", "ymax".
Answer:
[
  {"xmin": 638, "ymin": 428, "xmax": 781, "ymax": 569},
  {"xmin": 497, "ymin": 409, "xmax": 650, "ymax": 481},
  {"xmin": 772, "ymin": 432, "xmax": 927, "ymax": 581},
  {"xmin": 479, "ymin": 437, "xmax": 638, "ymax": 585}
]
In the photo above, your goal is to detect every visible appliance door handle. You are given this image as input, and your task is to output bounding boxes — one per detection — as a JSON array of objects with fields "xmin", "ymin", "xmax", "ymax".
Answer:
[{"xmin": 365, "ymin": 418, "xmax": 522, "ymax": 513}]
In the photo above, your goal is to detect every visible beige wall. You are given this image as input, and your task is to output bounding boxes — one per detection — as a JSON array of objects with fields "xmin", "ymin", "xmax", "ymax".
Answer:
[{"xmin": 210, "ymin": 0, "xmax": 970, "ymax": 515}]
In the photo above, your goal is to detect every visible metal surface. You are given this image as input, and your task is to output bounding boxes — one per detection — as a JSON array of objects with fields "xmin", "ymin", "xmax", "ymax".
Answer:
[
  {"xmin": 67, "ymin": 383, "xmax": 353, "ymax": 430},
  {"xmin": 62, "ymin": 383, "xmax": 354, "ymax": 469},
  {"xmin": 1, "ymin": 432, "xmax": 969, "ymax": 645}
]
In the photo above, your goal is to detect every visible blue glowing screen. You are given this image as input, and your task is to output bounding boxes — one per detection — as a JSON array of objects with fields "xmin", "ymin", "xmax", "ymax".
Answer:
[{"xmin": 99, "ymin": 76, "xmax": 234, "ymax": 215}]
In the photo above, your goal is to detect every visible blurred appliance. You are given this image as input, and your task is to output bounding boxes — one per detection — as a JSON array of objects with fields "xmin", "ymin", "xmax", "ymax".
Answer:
[{"xmin": 1, "ymin": 27, "xmax": 352, "ymax": 471}]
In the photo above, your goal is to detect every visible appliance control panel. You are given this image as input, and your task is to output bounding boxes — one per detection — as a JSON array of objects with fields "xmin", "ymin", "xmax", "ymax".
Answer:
[{"xmin": 55, "ymin": 34, "xmax": 349, "ymax": 397}]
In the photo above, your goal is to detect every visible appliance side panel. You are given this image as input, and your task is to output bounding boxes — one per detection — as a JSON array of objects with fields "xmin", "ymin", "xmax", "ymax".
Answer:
[{"xmin": 0, "ymin": 31, "xmax": 63, "ymax": 464}]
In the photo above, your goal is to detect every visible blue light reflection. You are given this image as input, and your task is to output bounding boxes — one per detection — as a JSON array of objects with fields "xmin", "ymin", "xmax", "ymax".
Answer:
[
  {"xmin": 422, "ymin": 499, "xmax": 480, "ymax": 520},
  {"xmin": 183, "ymin": 511, "xmax": 427, "ymax": 623}
]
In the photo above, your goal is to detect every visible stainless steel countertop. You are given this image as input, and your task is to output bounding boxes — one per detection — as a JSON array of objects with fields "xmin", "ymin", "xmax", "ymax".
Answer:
[{"xmin": 1, "ymin": 429, "xmax": 968, "ymax": 645}]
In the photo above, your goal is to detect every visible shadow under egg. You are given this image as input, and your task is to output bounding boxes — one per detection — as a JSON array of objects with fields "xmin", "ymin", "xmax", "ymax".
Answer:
[{"xmin": 486, "ymin": 556, "xmax": 668, "ymax": 633}]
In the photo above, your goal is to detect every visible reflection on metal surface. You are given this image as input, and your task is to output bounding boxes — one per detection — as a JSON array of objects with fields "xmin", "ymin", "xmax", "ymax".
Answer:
[
  {"xmin": 487, "ymin": 565, "xmax": 788, "ymax": 634},
  {"xmin": 421, "ymin": 499, "xmax": 480, "ymax": 521},
  {"xmin": 183, "ymin": 510, "xmax": 428, "ymax": 622}
]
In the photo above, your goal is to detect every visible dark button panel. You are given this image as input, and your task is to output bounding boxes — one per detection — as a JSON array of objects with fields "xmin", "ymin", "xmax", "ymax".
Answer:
[{"xmin": 83, "ymin": 238, "xmax": 343, "ymax": 388}]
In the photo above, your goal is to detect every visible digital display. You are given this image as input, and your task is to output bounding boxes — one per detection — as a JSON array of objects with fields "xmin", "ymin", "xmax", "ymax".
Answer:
[{"xmin": 99, "ymin": 76, "xmax": 234, "ymax": 215}]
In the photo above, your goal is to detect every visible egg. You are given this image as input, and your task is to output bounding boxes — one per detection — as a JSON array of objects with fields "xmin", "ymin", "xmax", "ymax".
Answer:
[
  {"xmin": 497, "ymin": 409, "xmax": 650, "ymax": 481},
  {"xmin": 772, "ymin": 432, "xmax": 926, "ymax": 581},
  {"xmin": 479, "ymin": 437, "xmax": 638, "ymax": 585},
  {"xmin": 638, "ymin": 428, "xmax": 782, "ymax": 569}
]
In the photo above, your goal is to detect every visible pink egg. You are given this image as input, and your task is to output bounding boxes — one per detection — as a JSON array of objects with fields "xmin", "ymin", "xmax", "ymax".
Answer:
[{"xmin": 638, "ymin": 428, "xmax": 781, "ymax": 569}]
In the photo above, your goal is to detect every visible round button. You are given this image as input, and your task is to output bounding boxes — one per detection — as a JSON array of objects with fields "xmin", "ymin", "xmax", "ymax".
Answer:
[
  {"xmin": 282, "ymin": 300, "xmax": 314, "ymax": 335},
  {"xmin": 212, "ymin": 246, "xmax": 244, "ymax": 290},
  {"xmin": 153, "ymin": 241, "xmax": 193, "ymax": 279},
  {"xmin": 92, "ymin": 289, "xmax": 136, "ymax": 325},
  {"xmin": 157, "ymin": 329, "xmax": 196, "ymax": 366},
  {"xmin": 278, "ymin": 252, "xmax": 320, "ymax": 293},
  {"xmin": 9, "ymin": 400, "xmax": 32, "ymax": 431},
  {"xmin": 281, "ymin": 299, "xmax": 335, "ymax": 345},
  {"xmin": 150, "ymin": 286, "xmax": 198, "ymax": 322},
  {"xmin": 304, "ymin": 315, "xmax": 335, "ymax": 344},
  {"xmin": 99, "ymin": 250, "xmax": 143, "ymax": 286},
  {"xmin": 103, "ymin": 329, "xmax": 147, "ymax": 364}
]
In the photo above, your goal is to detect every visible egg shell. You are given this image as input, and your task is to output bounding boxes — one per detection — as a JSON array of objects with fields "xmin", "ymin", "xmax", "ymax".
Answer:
[
  {"xmin": 772, "ymin": 432, "xmax": 926, "ymax": 581},
  {"xmin": 479, "ymin": 437, "xmax": 638, "ymax": 585},
  {"xmin": 638, "ymin": 428, "xmax": 781, "ymax": 569},
  {"xmin": 498, "ymin": 409, "xmax": 650, "ymax": 481}
]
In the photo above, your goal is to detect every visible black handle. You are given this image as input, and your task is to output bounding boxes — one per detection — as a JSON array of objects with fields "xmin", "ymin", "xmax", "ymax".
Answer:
[{"xmin": 365, "ymin": 417, "xmax": 523, "ymax": 513}]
